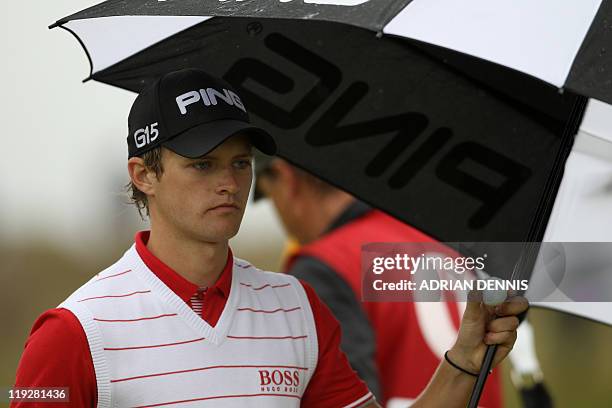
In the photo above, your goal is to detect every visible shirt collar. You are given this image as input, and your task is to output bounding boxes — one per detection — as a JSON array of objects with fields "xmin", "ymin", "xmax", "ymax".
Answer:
[{"xmin": 135, "ymin": 231, "xmax": 233, "ymax": 304}]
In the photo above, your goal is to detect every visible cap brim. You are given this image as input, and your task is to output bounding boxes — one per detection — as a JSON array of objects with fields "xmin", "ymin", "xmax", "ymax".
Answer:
[{"xmin": 163, "ymin": 119, "xmax": 277, "ymax": 159}]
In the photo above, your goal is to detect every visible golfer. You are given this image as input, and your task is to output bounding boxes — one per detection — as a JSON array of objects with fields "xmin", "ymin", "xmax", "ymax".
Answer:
[{"xmin": 12, "ymin": 69, "xmax": 527, "ymax": 408}]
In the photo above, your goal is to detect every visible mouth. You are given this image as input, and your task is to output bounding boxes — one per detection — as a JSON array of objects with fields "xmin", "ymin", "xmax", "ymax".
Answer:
[{"xmin": 208, "ymin": 203, "xmax": 240, "ymax": 212}]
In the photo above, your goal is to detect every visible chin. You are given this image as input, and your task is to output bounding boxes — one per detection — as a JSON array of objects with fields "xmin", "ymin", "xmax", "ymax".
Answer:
[{"xmin": 194, "ymin": 224, "xmax": 241, "ymax": 243}]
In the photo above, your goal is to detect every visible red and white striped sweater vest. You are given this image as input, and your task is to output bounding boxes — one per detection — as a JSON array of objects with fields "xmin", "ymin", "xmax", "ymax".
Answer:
[{"xmin": 59, "ymin": 245, "xmax": 318, "ymax": 408}]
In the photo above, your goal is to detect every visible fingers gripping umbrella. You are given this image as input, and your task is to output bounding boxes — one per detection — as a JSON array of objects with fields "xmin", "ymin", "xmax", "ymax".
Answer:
[{"xmin": 51, "ymin": 0, "xmax": 612, "ymax": 406}]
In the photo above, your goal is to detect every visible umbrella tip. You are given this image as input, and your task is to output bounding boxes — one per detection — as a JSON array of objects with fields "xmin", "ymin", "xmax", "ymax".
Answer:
[{"xmin": 49, "ymin": 21, "xmax": 61, "ymax": 29}]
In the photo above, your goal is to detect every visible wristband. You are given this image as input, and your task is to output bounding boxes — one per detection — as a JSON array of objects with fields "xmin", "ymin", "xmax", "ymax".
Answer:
[{"xmin": 444, "ymin": 350, "xmax": 479, "ymax": 377}]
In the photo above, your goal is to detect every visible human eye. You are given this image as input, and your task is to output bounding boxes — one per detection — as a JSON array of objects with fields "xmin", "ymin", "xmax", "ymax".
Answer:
[
  {"xmin": 192, "ymin": 160, "xmax": 212, "ymax": 171},
  {"xmin": 233, "ymin": 158, "xmax": 253, "ymax": 170}
]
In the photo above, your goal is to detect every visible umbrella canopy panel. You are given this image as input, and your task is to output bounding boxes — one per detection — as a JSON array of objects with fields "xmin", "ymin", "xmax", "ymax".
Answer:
[
  {"xmin": 56, "ymin": 0, "xmax": 612, "ymax": 105},
  {"xmin": 80, "ymin": 17, "xmax": 583, "ymax": 242},
  {"xmin": 56, "ymin": 0, "xmax": 411, "ymax": 32},
  {"xmin": 384, "ymin": 0, "xmax": 605, "ymax": 90}
]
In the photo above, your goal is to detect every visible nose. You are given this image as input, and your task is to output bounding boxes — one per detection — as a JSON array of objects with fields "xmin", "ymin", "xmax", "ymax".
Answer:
[{"xmin": 215, "ymin": 167, "xmax": 240, "ymax": 196}]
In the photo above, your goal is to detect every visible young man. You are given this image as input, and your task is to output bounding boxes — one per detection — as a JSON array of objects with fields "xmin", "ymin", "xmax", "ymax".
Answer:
[
  {"xmin": 254, "ymin": 158, "xmax": 503, "ymax": 407},
  {"xmin": 12, "ymin": 69, "xmax": 527, "ymax": 408}
]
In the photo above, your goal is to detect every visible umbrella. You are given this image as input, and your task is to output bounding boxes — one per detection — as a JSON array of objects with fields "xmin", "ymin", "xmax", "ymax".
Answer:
[
  {"xmin": 50, "ymin": 0, "xmax": 612, "ymax": 405},
  {"xmin": 50, "ymin": 0, "xmax": 612, "ymax": 305},
  {"xmin": 49, "ymin": 0, "xmax": 612, "ymax": 244},
  {"xmin": 50, "ymin": 2, "xmax": 589, "ymax": 241}
]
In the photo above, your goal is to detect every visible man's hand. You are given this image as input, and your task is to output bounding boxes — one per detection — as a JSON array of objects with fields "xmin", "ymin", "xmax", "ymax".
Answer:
[
  {"xmin": 448, "ymin": 292, "xmax": 529, "ymax": 374},
  {"xmin": 407, "ymin": 292, "xmax": 529, "ymax": 408}
]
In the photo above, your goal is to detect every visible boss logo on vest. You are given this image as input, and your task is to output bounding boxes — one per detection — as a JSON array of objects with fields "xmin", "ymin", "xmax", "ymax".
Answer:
[
  {"xmin": 258, "ymin": 369, "xmax": 300, "ymax": 394},
  {"xmin": 175, "ymin": 88, "xmax": 246, "ymax": 115}
]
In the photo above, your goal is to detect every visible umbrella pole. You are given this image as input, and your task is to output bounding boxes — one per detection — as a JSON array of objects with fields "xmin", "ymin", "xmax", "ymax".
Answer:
[{"xmin": 467, "ymin": 344, "xmax": 497, "ymax": 408}]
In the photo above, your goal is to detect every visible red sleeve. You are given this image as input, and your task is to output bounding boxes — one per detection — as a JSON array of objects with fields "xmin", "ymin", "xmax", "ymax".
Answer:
[
  {"xmin": 11, "ymin": 308, "xmax": 97, "ymax": 408},
  {"xmin": 299, "ymin": 281, "xmax": 374, "ymax": 408}
]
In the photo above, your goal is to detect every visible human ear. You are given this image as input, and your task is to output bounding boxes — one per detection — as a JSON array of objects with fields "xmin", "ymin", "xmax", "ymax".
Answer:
[
  {"xmin": 127, "ymin": 157, "xmax": 157, "ymax": 196},
  {"xmin": 274, "ymin": 160, "xmax": 301, "ymax": 199}
]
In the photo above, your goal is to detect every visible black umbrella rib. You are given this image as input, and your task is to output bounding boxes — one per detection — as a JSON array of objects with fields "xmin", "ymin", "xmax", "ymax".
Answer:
[{"xmin": 51, "ymin": 25, "xmax": 95, "ymax": 82}]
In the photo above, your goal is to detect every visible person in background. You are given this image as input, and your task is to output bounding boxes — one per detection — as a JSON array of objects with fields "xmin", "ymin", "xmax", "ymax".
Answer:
[{"xmin": 255, "ymin": 155, "xmax": 504, "ymax": 407}]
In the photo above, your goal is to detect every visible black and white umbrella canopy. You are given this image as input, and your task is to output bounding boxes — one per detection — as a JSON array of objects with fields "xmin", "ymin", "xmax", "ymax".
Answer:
[
  {"xmin": 51, "ymin": 0, "xmax": 610, "ymax": 245},
  {"xmin": 54, "ymin": 0, "xmax": 612, "ymax": 104}
]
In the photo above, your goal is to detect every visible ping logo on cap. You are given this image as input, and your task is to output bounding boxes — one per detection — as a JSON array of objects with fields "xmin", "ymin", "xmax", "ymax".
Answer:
[
  {"xmin": 176, "ymin": 88, "xmax": 246, "ymax": 115},
  {"xmin": 134, "ymin": 122, "xmax": 159, "ymax": 148}
]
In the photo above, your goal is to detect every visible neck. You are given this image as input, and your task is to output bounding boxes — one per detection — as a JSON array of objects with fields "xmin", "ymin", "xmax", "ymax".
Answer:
[
  {"xmin": 146, "ymin": 222, "xmax": 228, "ymax": 288},
  {"xmin": 299, "ymin": 193, "xmax": 355, "ymax": 245}
]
